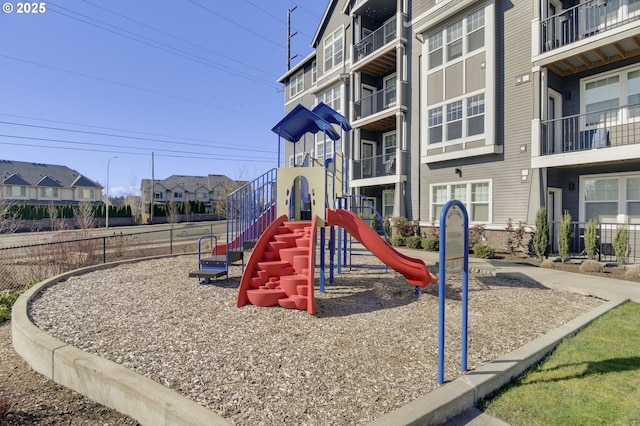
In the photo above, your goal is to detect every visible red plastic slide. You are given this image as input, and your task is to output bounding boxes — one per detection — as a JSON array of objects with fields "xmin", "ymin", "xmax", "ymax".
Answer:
[{"xmin": 325, "ymin": 208, "xmax": 437, "ymax": 287}]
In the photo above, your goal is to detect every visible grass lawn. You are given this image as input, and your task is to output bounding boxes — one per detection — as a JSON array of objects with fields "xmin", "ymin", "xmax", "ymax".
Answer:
[{"xmin": 479, "ymin": 302, "xmax": 640, "ymax": 425}]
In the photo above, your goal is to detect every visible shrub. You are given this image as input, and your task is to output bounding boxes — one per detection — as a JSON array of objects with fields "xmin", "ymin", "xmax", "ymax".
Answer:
[
  {"xmin": 421, "ymin": 236, "xmax": 439, "ymax": 251},
  {"xmin": 540, "ymin": 259, "xmax": 555, "ymax": 269},
  {"xmin": 580, "ymin": 259, "xmax": 604, "ymax": 273},
  {"xmin": 613, "ymin": 225, "xmax": 628, "ymax": 266},
  {"xmin": 625, "ymin": 264, "xmax": 640, "ymax": 279},
  {"xmin": 0, "ymin": 290, "xmax": 20, "ymax": 323},
  {"xmin": 406, "ymin": 235, "xmax": 422, "ymax": 249},
  {"xmin": 390, "ymin": 235, "xmax": 406, "ymax": 247},
  {"xmin": 473, "ymin": 244, "xmax": 495, "ymax": 259},
  {"xmin": 584, "ymin": 219, "xmax": 598, "ymax": 260},
  {"xmin": 383, "ymin": 216, "xmax": 391, "ymax": 236},
  {"xmin": 558, "ymin": 210, "xmax": 572, "ymax": 263},
  {"xmin": 505, "ymin": 218, "xmax": 526, "ymax": 255},
  {"xmin": 533, "ymin": 207, "xmax": 550, "ymax": 259},
  {"xmin": 469, "ymin": 224, "xmax": 486, "ymax": 250}
]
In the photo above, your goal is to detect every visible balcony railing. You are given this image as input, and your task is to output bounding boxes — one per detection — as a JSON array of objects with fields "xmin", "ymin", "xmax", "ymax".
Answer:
[
  {"xmin": 540, "ymin": 0, "xmax": 640, "ymax": 53},
  {"xmin": 351, "ymin": 151, "xmax": 406, "ymax": 180},
  {"xmin": 354, "ymin": 81, "xmax": 408, "ymax": 120},
  {"xmin": 353, "ymin": 16, "xmax": 397, "ymax": 62},
  {"xmin": 541, "ymin": 103, "xmax": 640, "ymax": 155}
]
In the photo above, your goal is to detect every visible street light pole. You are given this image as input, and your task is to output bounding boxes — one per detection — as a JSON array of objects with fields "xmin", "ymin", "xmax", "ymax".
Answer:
[{"xmin": 106, "ymin": 156, "xmax": 117, "ymax": 229}]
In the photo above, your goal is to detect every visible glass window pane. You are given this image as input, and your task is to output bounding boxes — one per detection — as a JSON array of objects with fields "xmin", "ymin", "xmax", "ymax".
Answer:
[
  {"xmin": 472, "ymin": 204, "xmax": 489, "ymax": 222},
  {"xmin": 447, "ymin": 121, "xmax": 462, "ymax": 140},
  {"xmin": 627, "ymin": 177, "xmax": 640, "ymax": 200},
  {"xmin": 585, "ymin": 202, "xmax": 618, "ymax": 222},
  {"xmin": 451, "ymin": 184, "xmax": 466, "ymax": 201},
  {"xmin": 468, "ymin": 28, "xmax": 484, "ymax": 52},
  {"xmin": 472, "ymin": 182, "xmax": 489, "ymax": 201},
  {"xmin": 584, "ymin": 178, "xmax": 618, "ymax": 201},
  {"xmin": 429, "ymin": 126, "xmax": 443, "ymax": 144}
]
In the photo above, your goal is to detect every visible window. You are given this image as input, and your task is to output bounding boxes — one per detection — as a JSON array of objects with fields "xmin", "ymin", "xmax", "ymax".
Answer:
[
  {"xmin": 582, "ymin": 65, "xmax": 640, "ymax": 125},
  {"xmin": 154, "ymin": 192, "xmax": 163, "ymax": 200},
  {"xmin": 428, "ymin": 33, "xmax": 443, "ymax": 69},
  {"xmin": 446, "ymin": 21, "xmax": 463, "ymax": 61},
  {"xmin": 582, "ymin": 173, "xmax": 640, "ymax": 223},
  {"xmin": 290, "ymin": 70, "xmax": 304, "ymax": 97},
  {"xmin": 628, "ymin": 69, "xmax": 639, "ymax": 119},
  {"xmin": 6, "ymin": 185, "xmax": 26, "ymax": 197},
  {"xmin": 196, "ymin": 192, "xmax": 207, "ymax": 200},
  {"xmin": 446, "ymin": 100, "xmax": 463, "ymax": 140},
  {"xmin": 383, "ymin": 190, "xmax": 395, "ymax": 217},
  {"xmin": 383, "ymin": 75, "xmax": 397, "ymax": 106},
  {"xmin": 323, "ymin": 28, "xmax": 343, "ymax": 72},
  {"xmin": 383, "ymin": 17, "xmax": 396, "ymax": 44},
  {"xmin": 288, "ymin": 152, "xmax": 306, "ymax": 167},
  {"xmin": 585, "ymin": 75, "xmax": 619, "ymax": 125},
  {"xmin": 467, "ymin": 94, "xmax": 485, "ymax": 136},
  {"xmin": 428, "ymin": 107, "xmax": 443, "ymax": 144},
  {"xmin": 383, "ymin": 131, "xmax": 396, "ymax": 162},
  {"xmin": 174, "ymin": 192, "xmax": 183, "ymax": 199},
  {"xmin": 318, "ymin": 85, "xmax": 341, "ymax": 112},
  {"xmin": 40, "ymin": 187, "xmax": 58, "ymax": 198},
  {"xmin": 431, "ymin": 180, "xmax": 491, "ymax": 223},
  {"xmin": 78, "ymin": 189, "xmax": 94, "ymax": 199},
  {"xmin": 467, "ymin": 9, "xmax": 485, "ymax": 52},
  {"xmin": 311, "ymin": 60, "xmax": 317, "ymax": 84}
]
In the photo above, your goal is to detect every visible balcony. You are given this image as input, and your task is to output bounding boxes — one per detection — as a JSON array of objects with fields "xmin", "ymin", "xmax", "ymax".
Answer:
[
  {"xmin": 541, "ymin": 103, "xmax": 640, "ymax": 155},
  {"xmin": 352, "ymin": 16, "xmax": 400, "ymax": 77},
  {"xmin": 354, "ymin": 81, "xmax": 408, "ymax": 124},
  {"xmin": 537, "ymin": 0, "xmax": 640, "ymax": 76},
  {"xmin": 351, "ymin": 151, "xmax": 406, "ymax": 181}
]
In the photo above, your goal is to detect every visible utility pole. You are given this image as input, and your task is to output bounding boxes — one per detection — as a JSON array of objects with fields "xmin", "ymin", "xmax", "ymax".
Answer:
[
  {"xmin": 287, "ymin": 7, "xmax": 298, "ymax": 70},
  {"xmin": 150, "ymin": 151, "xmax": 154, "ymax": 224}
]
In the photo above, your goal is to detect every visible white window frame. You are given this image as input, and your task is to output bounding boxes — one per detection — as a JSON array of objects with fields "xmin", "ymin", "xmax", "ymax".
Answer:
[
  {"xmin": 383, "ymin": 130, "xmax": 397, "ymax": 162},
  {"xmin": 383, "ymin": 74, "xmax": 397, "ymax": 106},
  {"xmin": 173, "ymin": 192, "xmax": 183, "ymax": 199},
  {"xmin": 317, "ymin": 85, "xmax": 341, "ymax": 113},
  {"xmin": 581, "ymin": 64, "xmax": 640, "ymax": 126},
  {"xmin": 429, "ymin": 179, "xmax": 492, "ymax": 224},
  {"xmin": 323, "ymin": 27, "xmax": 344, "ymax": 73},
  {"xmin": 382, "ymin": 190, "xmax": 395, "ymax": 217},
  {"xmin": 290, "ymin": 70, "xmax": 304, "ymax": 98},
  {"xmin": 580, "ymin": 172, "xmax": 640, "ymax": 224},
  {"xmin": 311, "ymin": 60, "xmax": 317, "ymax": 84},
  {"xmin": 288, "ymin": 152, "xmax": 306, "ymax": 167}
]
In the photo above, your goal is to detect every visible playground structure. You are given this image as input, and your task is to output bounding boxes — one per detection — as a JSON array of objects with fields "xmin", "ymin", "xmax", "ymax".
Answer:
[{"xmin": 192, "ymin": 103, "xmax": 437, "ymax": 314}]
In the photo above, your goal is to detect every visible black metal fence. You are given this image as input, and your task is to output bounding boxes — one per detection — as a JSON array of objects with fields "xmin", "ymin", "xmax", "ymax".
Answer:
[
  {"xmin": 0, "ymin": 223, "xmax": 219, "ymax": 292},
  {"xmin": 549, "ymin": 221, "xmax": 639, "ymax": 263}
]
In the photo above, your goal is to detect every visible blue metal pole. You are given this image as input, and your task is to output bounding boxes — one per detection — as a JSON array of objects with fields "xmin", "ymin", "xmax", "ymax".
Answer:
[
  {"xmin": 462, "ymin": 206, "xmax": 469, "ymax": 372},
  {"xmin": 438, "ymin": 210, "xmax": 447, "ymax": 385}
]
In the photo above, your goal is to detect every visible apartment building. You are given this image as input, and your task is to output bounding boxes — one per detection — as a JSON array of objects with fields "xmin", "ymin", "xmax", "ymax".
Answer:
[{"xmin": 278, "ymin": 0, "xmax": 640, "ymax": 240}]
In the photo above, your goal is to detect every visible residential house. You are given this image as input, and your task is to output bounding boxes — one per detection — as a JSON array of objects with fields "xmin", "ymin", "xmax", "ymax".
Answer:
[
  {"xmin": 278, "ymin": 0, "xmax": 640, "ymax": 255},
  {"xmin": 0, "ymin": 159, "xmax": 102, "ymax": 205},
  {"xmin": 140, "ymin": 174, "xmax": 245, "ymax": 213}
]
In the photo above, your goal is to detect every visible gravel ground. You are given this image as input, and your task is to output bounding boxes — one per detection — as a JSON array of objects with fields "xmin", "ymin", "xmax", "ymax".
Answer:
[{"xmin": 3, "ymin": 254, "xmax": 603, "ymax": 425}]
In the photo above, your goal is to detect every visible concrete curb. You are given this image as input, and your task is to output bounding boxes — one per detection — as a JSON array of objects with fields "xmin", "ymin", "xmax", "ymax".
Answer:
[
  {"xmin": 12, "ymin": 255, "xmax": 231, "ymax": 426},
  {"xmin": 369, "ymin": 297, "xmax": 628, "ymax": 425}
]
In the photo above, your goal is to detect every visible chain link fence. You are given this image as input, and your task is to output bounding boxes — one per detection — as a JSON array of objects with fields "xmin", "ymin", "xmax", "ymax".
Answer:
[{"xmin": 0, "ymin": 224, "xmax": 219, "ymax": 292}]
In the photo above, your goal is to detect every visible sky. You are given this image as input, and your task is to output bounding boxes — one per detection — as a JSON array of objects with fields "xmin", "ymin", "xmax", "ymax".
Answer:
[{"xmin": 0, "ymin": 0, "xmax": 327, "ymax": 197}]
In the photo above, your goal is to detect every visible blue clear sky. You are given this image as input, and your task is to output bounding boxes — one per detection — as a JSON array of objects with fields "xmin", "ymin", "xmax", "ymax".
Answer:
[{"xmin": 0, "ymin": 0, "xmax": 326, "ymax": 196}]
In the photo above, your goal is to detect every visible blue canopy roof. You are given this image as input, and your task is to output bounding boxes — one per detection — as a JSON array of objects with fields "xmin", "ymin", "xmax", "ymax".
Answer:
[
  {"xmin": 312, "ymin": 102, "xmax": 352, "ymax": 132},
  {"xmin": 271, "ymin": 104, "xmax": 340, "ymax": 143}
]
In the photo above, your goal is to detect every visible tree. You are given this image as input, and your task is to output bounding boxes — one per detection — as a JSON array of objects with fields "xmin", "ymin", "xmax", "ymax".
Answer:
[
  {"xmin": 533, "ymin": 207, "xmax": 550, "ymax": 259},
  {"xmin": 558, "ymin": 210, "xmax": 572, "ymax": 263},
  {"xmin": 74, "ymin": 201, "xmax": 96, "ymax": 231},
  {"xmin": 0, "ymin": 196, "xmax": 19, "ymax": 234},
  {"xmin": 613, "ymin": 225, "xmax": 628, "ymax": 267},
  {"xmin": 584, "ymin": 219, "xmax": 598, "ymax": 260},
  {"xmin": 166, "ymin": 202, "xmax": 180, "ymax": 228},
  {"xmin": 46, "ymin": 203, "xmax": 59, "ymax": 231}
]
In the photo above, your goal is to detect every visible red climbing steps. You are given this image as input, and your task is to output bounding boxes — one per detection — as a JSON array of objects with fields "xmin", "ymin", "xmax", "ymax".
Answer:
[{"xmin": 237, "ymin": 215, "xmax": 318, "ymax": 313}]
